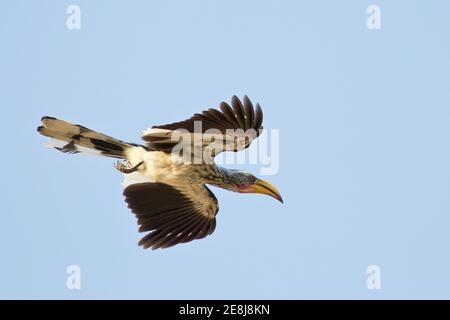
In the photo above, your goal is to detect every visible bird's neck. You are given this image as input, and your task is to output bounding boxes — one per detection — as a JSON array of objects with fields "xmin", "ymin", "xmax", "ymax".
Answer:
[{"xmin": 205, "ymin": 166, "xmax": 239, "ymax": 191}]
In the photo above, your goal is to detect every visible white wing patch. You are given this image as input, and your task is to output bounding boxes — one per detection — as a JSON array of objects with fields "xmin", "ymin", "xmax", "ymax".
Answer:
[
  {"xmin": 122, "ymin": 171, "xmax": 154, "ymax": 188},
  {"xmin": 142, "ymin": 128, "xmax": 172, "ymax": 137}
]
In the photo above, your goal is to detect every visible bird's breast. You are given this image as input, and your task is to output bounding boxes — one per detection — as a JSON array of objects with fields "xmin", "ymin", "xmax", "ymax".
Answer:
[{"xmin": 139, "ymin": 151, "xmax": 208, "ymax": 185}]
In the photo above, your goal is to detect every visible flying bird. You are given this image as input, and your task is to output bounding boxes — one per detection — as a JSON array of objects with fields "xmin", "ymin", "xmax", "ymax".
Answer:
[{"xmin": 37, "ymin": 95, "xmax": 282, "ymax": 249}]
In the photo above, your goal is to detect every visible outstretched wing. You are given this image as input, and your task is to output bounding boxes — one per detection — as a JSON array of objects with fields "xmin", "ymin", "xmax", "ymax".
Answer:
[
  {"xmin": 141, "ymin": 95, "xmax": 263, "ymax": 158},
  {"xmin": 123, "ymin": 182, "xmax": 219, "ymax": 249}
]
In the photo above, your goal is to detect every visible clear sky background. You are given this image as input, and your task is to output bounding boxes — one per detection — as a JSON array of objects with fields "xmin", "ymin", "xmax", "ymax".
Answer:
[{"xmin": 1, "ymin": 0, "xmax": 449, "ymax": 299}]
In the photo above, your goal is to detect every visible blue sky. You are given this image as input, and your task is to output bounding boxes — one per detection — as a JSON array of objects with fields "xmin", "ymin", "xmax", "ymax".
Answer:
[{"xmin": 1, "ymin": 0, "xmax": 449, "ymax": 299}]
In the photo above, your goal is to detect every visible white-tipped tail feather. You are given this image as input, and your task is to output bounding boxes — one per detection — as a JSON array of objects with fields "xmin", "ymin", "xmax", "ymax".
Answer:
[{"xmin": 37, "ymin": 116, "xmax": 140, "ymax": 159}]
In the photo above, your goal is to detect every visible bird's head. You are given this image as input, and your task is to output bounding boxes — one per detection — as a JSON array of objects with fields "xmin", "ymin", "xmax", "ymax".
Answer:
[{"xmin": 223, "ymin": 171, "xmax": 283, "ymax": 203}]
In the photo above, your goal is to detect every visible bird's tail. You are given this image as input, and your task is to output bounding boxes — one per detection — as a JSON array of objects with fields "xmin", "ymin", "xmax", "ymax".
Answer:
[{"xmin": 37, "ymin": 116, "xmax": 135, "ymax": 159}]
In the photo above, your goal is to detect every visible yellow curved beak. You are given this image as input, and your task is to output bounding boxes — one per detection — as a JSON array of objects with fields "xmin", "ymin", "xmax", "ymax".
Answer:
[{"xmin": 245, "ymin": 179, "xmax": 283, "ymax": 203}]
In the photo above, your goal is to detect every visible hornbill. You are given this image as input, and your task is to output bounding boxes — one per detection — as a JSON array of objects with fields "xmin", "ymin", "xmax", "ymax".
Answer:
[{"xmin": 37, "ymin": 95, "xmax": 282, "ymax": 249}]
